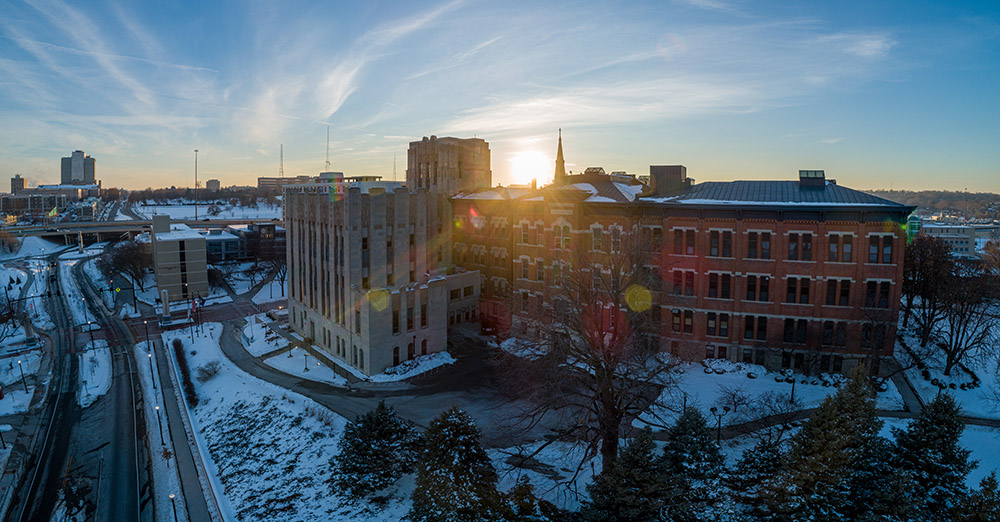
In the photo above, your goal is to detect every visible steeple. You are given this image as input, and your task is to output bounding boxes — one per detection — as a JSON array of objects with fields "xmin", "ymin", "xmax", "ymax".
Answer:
[{"xmin": 554, "ymin": 128, "xmax": 566, "ymax": 184}]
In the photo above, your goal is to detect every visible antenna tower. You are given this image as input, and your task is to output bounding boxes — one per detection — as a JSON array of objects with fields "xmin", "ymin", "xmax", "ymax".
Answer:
[{"xmin": 325, "ymin": 126, "xmax": 331, "ymax": 171}]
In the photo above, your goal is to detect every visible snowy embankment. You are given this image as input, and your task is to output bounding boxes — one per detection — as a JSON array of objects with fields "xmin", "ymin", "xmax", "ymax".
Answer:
[
  {"xmin": 0, "ymin": 236, "xmax": 65, "ymax": 261},
  {"xmin": 58, "ymin": 260, "xmax": 98, "ymax": 330},
  {"xmin": 0, "ymin": 350, "xmax": 42, "ymax": 416},
  {"xmin": 78, "ymin": 340, "xmax": 111, "ymax": 408},
  {"xmin": 83, "ymin": 259, "xmax": 114, "ymax": 308},
  {"xmin": 251, "ymin": 280, "xmax": 286, "ymax": 304},
  {"xmin": 895, "ymin": 327, "xmax": 1000, "ymax": 420},
  {"xmin": 162, "ymin": 323, "xmax": 417, "ymax": 522},
  {"xmin": 240, "ymin": 314, "xmax": 285, "ymax": 357},
  {"xmin": 24, "ymin": 259, "xmax": 54, "ymax": 330},
  {"xmin": 368, "ymin": 352, "xmax": 457, "ymax": 383},
  {"xmin": 637, "ymin": 358, "xmax": 904, "ymax": 428}
]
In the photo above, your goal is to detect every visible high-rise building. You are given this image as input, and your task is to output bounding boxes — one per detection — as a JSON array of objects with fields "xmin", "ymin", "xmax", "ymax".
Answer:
[
  {"xmin": 205, "ymin": 179, "xmax": 221, "ymax": 191},
  {"xmin": 150, "ymin": 215, "xmax": 209, "ymax": 303},
  {"xmin": 11, "ymin": 174, "xmax": 24, "ymax": 194},
  {"xmin": 60, "ymin": 150, "xmax": 96, "ymax": 185},
  {"xmin": 406, "ymin": 136, "xmax": 491, "ymax": 195}
]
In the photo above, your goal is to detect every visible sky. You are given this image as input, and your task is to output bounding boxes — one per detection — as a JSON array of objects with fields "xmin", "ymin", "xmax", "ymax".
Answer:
[{"xmin": 0, "ymin": 0, "xmax": 998, "ymax": 192}]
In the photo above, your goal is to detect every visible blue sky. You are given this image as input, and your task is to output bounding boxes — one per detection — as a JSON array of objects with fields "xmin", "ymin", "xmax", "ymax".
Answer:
[{"xmin": 1, "ymin": 0, "xmax": 997, "ymax": 191}]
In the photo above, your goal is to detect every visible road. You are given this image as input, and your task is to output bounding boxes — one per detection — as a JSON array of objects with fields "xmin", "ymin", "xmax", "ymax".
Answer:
[{"xmin": 3, "ymin": 253, "xmax": 147, "ymax": 522}]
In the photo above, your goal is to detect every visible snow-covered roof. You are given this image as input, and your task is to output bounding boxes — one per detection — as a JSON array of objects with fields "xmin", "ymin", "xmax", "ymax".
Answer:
[
  {"xmin": 640, "ymin": 180, "xmax": 911, "ymax": 208},
  {"xmin": 154, "ymin": 223, "xmax": 204, "ymax": 242}
]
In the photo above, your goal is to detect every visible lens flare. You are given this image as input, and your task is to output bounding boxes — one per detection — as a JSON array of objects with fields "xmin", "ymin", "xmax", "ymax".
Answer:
[{"xmin": 625, "ymin": 284, "xmax": 652, "ymax": 312}]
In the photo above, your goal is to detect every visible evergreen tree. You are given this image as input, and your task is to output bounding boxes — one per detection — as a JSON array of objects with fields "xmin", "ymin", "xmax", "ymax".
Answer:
[
  {"xmin": 760, "ymin": 367, "xmax": 890, "ymax": 522},
  {"xmin": 658, "ymin": 407, "xmax": 724, "ymax": 522},
  {"xmin": 330, "ymin": 400, "xmax": 423, "ymax": 498},
  {"xmin": 409, "ymin": 406, "xmax": 502, "ymax": 522},
  {"xmin": 505, "ymin": 476, "xmax": 550, "ymax": 522},
  {"xmin": 892, "ymin": 393, "xmax": 978, "ymax": 519},
  {"xmin": 729, "ymin": 441, "xmax": 783, "ymax": 514},
  {"xmin": 584, "ymin": 428, "xmax": 668, "ymax": 522},
  {"xmin": 961, "ymin": 472, "xmax": 1000, "ymax": 522}
]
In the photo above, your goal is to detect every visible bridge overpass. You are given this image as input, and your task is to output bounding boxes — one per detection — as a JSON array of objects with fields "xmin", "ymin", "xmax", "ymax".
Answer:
[{"xmin": 7, "ymin": 218, "xmax": 282, "ymax": 243}]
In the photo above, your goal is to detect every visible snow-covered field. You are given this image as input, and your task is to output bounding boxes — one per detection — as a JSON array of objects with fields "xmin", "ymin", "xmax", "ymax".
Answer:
[
  {"xmin": 0, "ymin": 236, "xmax": 66, "ymax": 260},
  {"xmin": 369, "ymin": 352, "xmax": 457, "ymax": 383},
  {"xmin": 0, "ymin": 350, "xmax": 42, "ymax": 416},
  {"xmin": 637, "ymin": 359, "xmax": 904, "ymax": 429},
  {"xmin": 78, "ymin": 340, "xmax": 111, "ymax": 408},
  {"xmin": 161, "ymin": 323, "xmax": 419, "ymax": 522},
  {"xmin": 136, "ymin": 203, "xmax": 282, "ymax": 221},
  {"xmin": 264, "ymin": 347, "xmax": 346, "ymax": 385}
]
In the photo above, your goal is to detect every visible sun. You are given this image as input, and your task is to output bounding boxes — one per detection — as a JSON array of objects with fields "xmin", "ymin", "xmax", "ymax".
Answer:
[{"xmin": 508, "ymin": 150, "xmax": 552, "ymax": 187}]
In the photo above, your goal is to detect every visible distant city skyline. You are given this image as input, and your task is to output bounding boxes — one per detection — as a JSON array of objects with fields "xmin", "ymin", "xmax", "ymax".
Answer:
[{"xmin": 0, "ymin": 0, "xmax": 997, "ymax": 191}]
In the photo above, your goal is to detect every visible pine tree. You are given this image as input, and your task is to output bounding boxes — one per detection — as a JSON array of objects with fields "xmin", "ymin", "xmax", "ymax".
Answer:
[
  {"xmin": 760, "ymin": 367, "xmax": 889, "ymax": 522},
  {"xmin": 505, "ymin": 475, "xmax": 549, "ymax": 522},
  {"xmin": 729, "ymin": 441, "xmax": 783, "ymax": 514},
  {"xmin": 584, "ymin": 428, "xmax": 668, "ymax": 522},
  {"xmin": 961, "ymin": 472, "xmax": 1000, "ymax": 522},
  {"xmin": 892, "ymin": 393, "xmax": 978, "ymax": 519},
  {"xmin": 658, "ymin": 407, "xmax": 724, "ymax": 522},
  {"xmin": 409, "ymin": 406, "xmax": 503, "ymax": 522},
  {"xmin": 330, "ymin": 400, "xmax": 423, "ymax": 498}
]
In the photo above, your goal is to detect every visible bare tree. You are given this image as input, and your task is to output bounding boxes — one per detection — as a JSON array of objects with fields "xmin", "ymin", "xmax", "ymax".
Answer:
[
  {"xmin": 497, "ymin": 219, "xmax": 679, "ymax": 473},
  {"xmin": 96, "ymin": 240, "xmax": 151, "ymax": 292},
  {"xmin": 0, "ymin": 293, "xmax": 20, "ymax": 347},
  {"xmin": 267, "ymin": 255, "xmax": 287, "ymax": 296},
  {"xmin": 902, "ymin": 235, "xmax": 953, "ymax": 346},
  {"xmin": 939, "ymin": 259, "xmax": 999, "ymax": 376}
]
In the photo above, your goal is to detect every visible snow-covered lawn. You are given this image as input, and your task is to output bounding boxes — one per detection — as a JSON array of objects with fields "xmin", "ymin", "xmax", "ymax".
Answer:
[
  {"xmin": 78, "ymin": 340, "xmax": 112, "ymax": 408},
  {"xmin": 0, "ymin": 350, "xmax": 42, "ymax": 416},
  {"xmin": 0, "ymin": 236, "xmax": 66, "ymax": 260},
  {"xmin": 83, "ymin": 259, "xmax": 114, "ymax": 308},
  {"xmin": 161, "ymin": 323, "xmax": 416, "ymax": 521},
  {"xmin": 637, "ymin": 359, "xmax": 904, "ymax": 429},
  {"xmin": 251, "ymin": 280, "xmax": 286, "ymax": 304},
  {"xmin": 136, "ymin": 203, "xmax": 282, "ymax": 221},
  {"xmin": 264, "ymin": 347, "xmax": 346, "ymax": 386},
  {"xmin": 489, "ymin": 441, "xmax": 598, "ymax": 512},
  {"xmin": 59, "ymin": 260, "xmax": 99, "ymax": 329},
  {"xmin": 368, "ymin": 352, "xmax": 457, "ymax": 383},
  {"xmin": 896, "ymin": 328, "xmax": 1000, "ymax": 420},
  {"xmin": 0, "ymin": 266, "xmax": 27, "ymax": 296}
]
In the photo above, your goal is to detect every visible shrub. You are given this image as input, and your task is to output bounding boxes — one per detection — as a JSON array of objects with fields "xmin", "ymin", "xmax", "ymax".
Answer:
[
  {"xmin": 172, "ymin": 338, "xmax": 199, "ymax": 407},
  {"xmin": 195, "ymin": 361, "xmax": 221, "ymax": 383}
]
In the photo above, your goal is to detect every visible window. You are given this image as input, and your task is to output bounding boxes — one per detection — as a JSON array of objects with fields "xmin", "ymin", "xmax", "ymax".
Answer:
[
  {"xmin": 826, "ymin": 279, "xmax": 850, "ymax": 306},
  {"xmin": 673, "ymin": 310, "xmax": 694, "ymax": 333},
  {"xmin": 536, "ymin": 260, "xmax": 544, "ymax": 281},
  {"xmin": 706, "ymin": 346, "xmax": 716, "ymax": 359},
  {"xmin": 708, "ymin": 273, "xmax": 732, "ymax": 299},
  {"xmin": 742, "ymin": 348, "xmax": 753, "ymax": 363},
  {"xmin": 722, "ymin": 232, "xmax": 732, "ymax": 257},
  {"xmin": 521, "ymin": 226, "xmax": 529, "ymax": 245},
  {"xmin": 868, "ymin": 235, "xmax": 894, "ymax": 264},
  {"xmin": 788, "ymin": 233, "xmax": 812, "ymax": 261},
  {"xmin": 673, "ymin": 271, "xmax": 695, "ymax": 296},
  {"xmin": 392, "ymin": 310, "xmax": 400, "ymax": 334},
  {"xmin": 421, "ymin": 303, "xmax": 428, "ymax": 328},
  {"xmin": 521, "ymin": 260, "xmax": 529, "ymax": 279},
  {"xmin": 707, "ymin": 313, "xmax": 729, "ymax": 337},
  {"xmin": 707, "ymin": 313, "xmax": 717, "ymax": 336},
  {"xmin": 610, "ymin": 228, "xmax": 622, "ymax": 253},
  {"xmin": 802, "ymin": 234, "xmax": 812, "ymax": 261},
  {"xmin": 746, "ymin": 275, "xmax": 770, "ymax": 302},
  {"xmin": 719, "ymin": 314, "xmax": 729, "ymax": 337},
  {"xmin": 406, "ymin": 306, "xmax": 413, "ymax": 331},
  {"xmin": 796, "ymin": 320, "xmax": 807, "ymax": 343},
  {"xmin": 828, "ymin": 234, "xmax": 854, "ymax": 262},
  {"xmin": 823, "ymin": 321, "xmax": 834, "ymax": 345},
  {"xmin": 708, "ymin": 231, "xmax": 734, "ymax": 257},
  {"xmin": 748, "ymin": 232, "xmax": 771, "ymax": 259},
  {"xmin": 672, "ymin": 311, "xmax": 681, "ymax": 332},
  {"xmin": 673, "ymin": 229, "xmax": 695, "ymax": 255},
  {"xmin": 745, "ymin": 315, "xmax": 767, "ymax": 341},
  {"xmin": 785, "ymin": 277, "xmax": 811, "ymax": 304},
  {"xmin": 592, "ymin": 228, "xmax": 603, "ymax": 251},
  {"xmin": 684, "ymin": 310, "xmax": 693, "ymax": 333},
  {"xmin": 866, "ymin": 281, "xmax": 891, "ymax": 309}
]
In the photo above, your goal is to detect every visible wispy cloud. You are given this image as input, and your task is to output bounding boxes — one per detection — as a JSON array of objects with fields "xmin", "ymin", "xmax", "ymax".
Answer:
[
  {"xmin": 822, "ymin": 137, "xmax": 845, "ymax": 144},
  {"xmin": 0, "ymin": 35, "xmax": 217, "ymax": 73}
]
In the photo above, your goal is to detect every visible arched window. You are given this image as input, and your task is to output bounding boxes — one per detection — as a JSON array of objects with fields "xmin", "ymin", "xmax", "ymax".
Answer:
[
  {"xmin": 421, "ymin": 339, "xmax": 427, "ymax": 356},
  {"xmin": 393, "ymin": 347, "xmax": 400, "ymax": 366},
  {"xmin": 358, "ymin": 349, "xmax": 364, "ymax": 369},
  {"xmin": 408, "ymin": 342, "xmax": 415, "ymax": 360}
]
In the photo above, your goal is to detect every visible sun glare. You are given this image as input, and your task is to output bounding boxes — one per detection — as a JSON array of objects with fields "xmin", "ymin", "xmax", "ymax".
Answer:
[{"xmin": 508, "ymin": 150, "xmax": 552, "ymax": 187}]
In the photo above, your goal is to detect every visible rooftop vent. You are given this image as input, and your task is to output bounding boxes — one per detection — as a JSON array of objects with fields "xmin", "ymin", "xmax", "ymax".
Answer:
[
  {"xmin": 584, "ymin": 167, "xmax": 606, "ymax": 175},
  {"xmin": 799, "ymin": 169, "xmax": 826, "ymax": 188}
]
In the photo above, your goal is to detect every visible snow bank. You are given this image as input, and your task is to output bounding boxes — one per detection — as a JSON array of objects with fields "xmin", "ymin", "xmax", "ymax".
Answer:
[
  {"xmin": 78, "ymin": 340, "xmax": 112, "ymax": 408},
  {"xmin": 264, "ymin": 347, "xmax": 346, "ymax": 385},
  {"xmin": 2, "ymin": 236, "xmax": 61, "ymax": 259},
  {"xmin": 369, "ymin": 352, "xmax": 457, "ymax": 382},
  {"xmin": 240, "ymin": 314, "xmax": 286, "ymax": 357},
  {"xmin": 25, "ymin": 260, "xmax": 54, "ymax": 329},
  {"xmin": 0, "ymin": 350, "xmax": 42, "ymax": 416}
]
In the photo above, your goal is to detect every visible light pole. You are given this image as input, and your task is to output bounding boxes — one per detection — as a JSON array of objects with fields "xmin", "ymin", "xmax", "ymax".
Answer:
[
  {"xmin": 148, "ymin": 353, "xmax": 156, "ymax": 391},
  {"xmin": 0, "ymin": 427, "xmax": 6, "ymax": 450},
  {"xmin": 87, "ymin": 320, "xmax": 95, "ymax": 346},
  {"xmin": 17, "ymin": 360, "xmax": 27, "ymax": 393},
  {"xmin": 303, "ymin": 351, "xmax": 309, "ymax": 372},
  {"xmin": 155, "ymin": 405, "xmax": 164, "ymax": 445},
  {"xmin": 169, "ymin": 493, "xmax": 178, "ymax": 522},
  {"xmin": 786, "ymin": 374, "xmax": 797, "ymax": 404},
  {"xmin": 709, "ymin": 406, "xmax": 731, "ymax": 443},
  {"xmin": 144, "ymin": 320, "xmax": 151, "ymax": 352}
]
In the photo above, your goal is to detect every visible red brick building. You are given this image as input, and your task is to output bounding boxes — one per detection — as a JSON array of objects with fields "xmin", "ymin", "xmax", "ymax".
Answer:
[{"xmin": 452, "ymin": 162, "xmax": 914, "ymax": 375}]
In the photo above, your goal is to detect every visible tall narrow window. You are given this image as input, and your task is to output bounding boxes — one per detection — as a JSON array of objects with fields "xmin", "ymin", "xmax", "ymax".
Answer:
[
  {"xmin": 722, "ymin": 232, "xmax": 732, "ymax": 257},
  {"xmin": 802, "ymin": 234, "xmax": 813, "ymax": 261},
  {"xmin": 710, "ymin": 231, "xmax": 719, "ymax": 257},
  {"xmin": 748, "ymin": 232, "xmax": 758, "ymax": 258},
  {"xmin": 843, "ymin": 236, "xmax": 853, "ymax": 262},
  {"xmin": 789, "ymin": 233, "xmax": 800, "ymax": 260}
]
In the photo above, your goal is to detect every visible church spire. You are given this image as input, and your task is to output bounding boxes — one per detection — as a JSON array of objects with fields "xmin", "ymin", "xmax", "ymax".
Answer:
[{"xmin": 554, "ymin": 128, "xmax": 566, "ymax": 184}]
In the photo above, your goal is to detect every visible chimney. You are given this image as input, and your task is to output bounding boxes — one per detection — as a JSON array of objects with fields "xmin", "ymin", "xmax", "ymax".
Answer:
[
  {"xmin": 648, "ymin": 165, "xmax": 688, "ymax": 196},
  {"xmin": 798, "ymin": 170, "xmax": 826, "ymax": 188}
]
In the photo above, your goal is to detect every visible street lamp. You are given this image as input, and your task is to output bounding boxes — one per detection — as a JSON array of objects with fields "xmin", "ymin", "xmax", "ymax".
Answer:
[
  {"xmin": 155, "ymin": 405, "xmax": 164, "ymax": 445},
  {"xmin": 709, "ymin": 406, "xmax": 731, "ymax": 443},
  {"xmin": 17, "ymin": 359, "xmax": 27, "ymax": 393},
  {"xmin": 144, "ymin": 320, "xmax": 151, "ymax": 352},
  {"xmin": 303, "ymin": 351, "xmax": 309, "ymax": 372},
  {"xmin": 169, "ymin": 493, "xmax": 178, "ymax": 522},
  {"xmin": 148, "ymin": 353, "xmax": 156, "ymax": 391},
  {"xmin": 786, "ymin": 375, "xmax": 797, "ymax": 404},
  {"xmin": 87, "ymin": 320, "xmax": 95, "ymax": 345}
]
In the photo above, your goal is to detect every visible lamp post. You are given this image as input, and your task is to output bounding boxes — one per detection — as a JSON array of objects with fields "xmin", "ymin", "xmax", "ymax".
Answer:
[
  {"xmin": 709, "ymin": 406, "xmax": 731, "ymax": 443},
  {"xmin": 87, "ymin": 320, "xmax": 95, "ymax": 345},
  {"xmin": 155, "ymin": 405, "xmax": 164, "ymax": 445},
  {"xmin": 148, "ymin": 353, "xmax": 156, "ymax": 391},
  {"xmin": 144, "ymin": 320, "xmax": 151, "ymax": 352},
  {"xmin": 17, "ymin": 359, "xmax": 27, "ymax": 393},
  {"xmin": 0, "ymin": 427, "xmax": 6, "ymax": 450},
  {"xmin": 169, "ymin": 493, "xmax": 178, "ymax": 522},
  {"xmin": 194, "ymin": 149, "xmax": 199, "ymax": 221},
  {"xmin": 303, "ymin": 351, "xmax": 309, "ymax": 372},
  {"xmin": 786, "ymin": 374, "xmax": 797, "ymax": 404}
]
